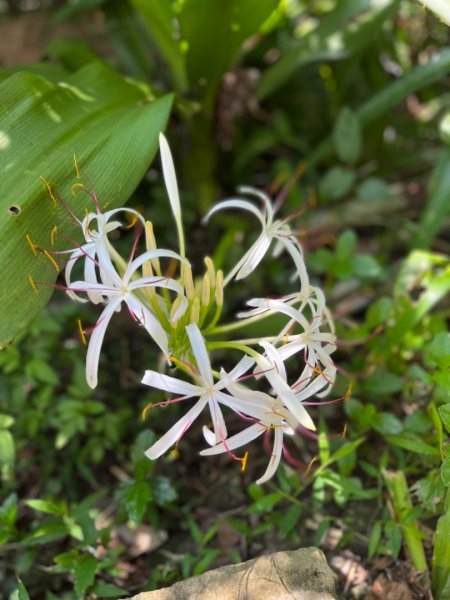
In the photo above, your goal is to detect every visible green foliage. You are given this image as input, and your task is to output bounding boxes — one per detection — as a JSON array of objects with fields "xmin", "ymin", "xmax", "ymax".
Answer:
[
  {"xmin": 0, "ymin": 63, "xmax": 172, "ymax": 348},
  {"xmin": 1, "ymin": 0, "xmax": 449, "ymax": 596}
]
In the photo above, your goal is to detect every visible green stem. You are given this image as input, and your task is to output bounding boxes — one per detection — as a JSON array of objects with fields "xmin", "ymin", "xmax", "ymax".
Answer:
[
  {"xmin": 206, "ymin": 341, "xmax": 260, "ymax": 360},
  {"xmin": 382, "ymin": 469, "xmax": 428, "ymax": 574}
]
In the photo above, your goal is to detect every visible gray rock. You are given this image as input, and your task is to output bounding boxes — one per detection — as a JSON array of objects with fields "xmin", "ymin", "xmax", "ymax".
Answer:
[{"xmin": 127, "ymin": 547, "xmax": 337, "ymax": 600}]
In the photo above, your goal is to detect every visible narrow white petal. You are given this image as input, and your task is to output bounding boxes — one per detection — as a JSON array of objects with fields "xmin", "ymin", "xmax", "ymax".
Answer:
[
  {"xmin": 126, "ymin": 295, "xmax": 169, "ymax": 353},
  {"xmin": 202, "ymin": 425, "xmax": 216, "ymax": 446},
  {"xmin": 209, "ymin": 397, "xmax": 228, "ymax": 444},
  {"xmin": 256, "ymin": 427, "xmax": 284, "ymax": 485},
  {"xmin": 159, "ymin": 133, "xmax": 181, "ymax": 220},
  {"xmin": 235, "ymin": 234, "xmax": 272, "ymax": 280},
  {"xmin": 145, "ymin": 396, "xmax": 208, "ymax": 459},
  {"xmin": 200, "ymin": 423, "xmax": 264, "ymax": 456},
  {"xmin": 141, "ymin": 370, "xmax": 200, "ymax": 396},
  {"xmin": 203, "ymin": 199, "xmax": 266, "ymax": 227},
  {"xmin": 65, "ymin": 248, "xmax": 89, "ymax": 303},
  {"xmin": 124, "ymin": 248, "xmax": 189, "ymax": 283},
  {"xmin": 186, "ymin": 323, "xmax": 213, "ymax": 386},
  {"xmin": 259, "ymin": 341, "xmax": 287, "ymax": 382},
  {"xmin": 86, "ymin": 296, "xmax": 122, "ymax": 388},
  {"xmin": 237, "ymin": 185, "xmax": 274, "ymax": 222}
]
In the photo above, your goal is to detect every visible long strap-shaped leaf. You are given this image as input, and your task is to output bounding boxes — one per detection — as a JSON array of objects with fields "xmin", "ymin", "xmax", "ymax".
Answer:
[{"xmin": 0, "ymin": 61, "xmax": 173, "ymax": 348}]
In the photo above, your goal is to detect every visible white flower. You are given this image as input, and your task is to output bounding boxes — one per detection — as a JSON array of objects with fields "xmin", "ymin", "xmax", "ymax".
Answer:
[
  {"xmin": 254, "ymin": 341, "xmax": 316, "ymax": 431},
  {"xmin": 203, "ymin": 186, "xmax": 309, "ymax": 290},
  {"xmin": 65, "ymin": 207, "xmax": 145, "ymax": 305},
  {"xmin": 142, "ymin": 324, "xmax": 260, "ymax": 459},
  {"xmin": 201, "ymin": 377, "xmax": 298, "ymax": 484},
  {"xmin": 248, "ymin": 298, "xmax": 336, "ymax": 371},
  {"xmin": 70, "ymin": 248, "xmax": 188, "ymax": 389}
]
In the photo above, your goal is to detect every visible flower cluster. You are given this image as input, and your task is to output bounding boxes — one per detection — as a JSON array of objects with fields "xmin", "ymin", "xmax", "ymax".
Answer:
[{"xmin": 54, "ymin": 134, "xmax": 337, "ymax": 484}]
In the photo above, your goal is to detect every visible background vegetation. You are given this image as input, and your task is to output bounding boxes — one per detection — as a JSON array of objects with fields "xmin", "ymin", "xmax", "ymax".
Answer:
[{"xmin": 0, "ymin": 0, "xmax": 449, "ymax": 598}]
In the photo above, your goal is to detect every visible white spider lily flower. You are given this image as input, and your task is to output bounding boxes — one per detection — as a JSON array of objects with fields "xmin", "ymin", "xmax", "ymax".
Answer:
[
  {"xmin": 70, "ymin": 248, "xmax": 188, "ymax": 389},
  {"xmin": 248, "ymin": 298, "xmax": 336, "ymax": 370},
  {"xmin": 203, "ymin": 186, "xmax": 309, "ymax": 290},
  {"xmin": 65, "ymin": 207, "xmax": 145, "ymax": 304},
  {"xmin": 142, "ymin": 324, "xmax": 259, "ymax": 459},
  {"xmin": 236, "ymin": 286, "xmax": 328, "ymax": 324},
  {"xmin": 254, "ymin": 342, "xmax": 316, "ymax": 431},
  {"xmin": 159, "ymin": 133, "xmax": 186, "ymax": 259}
]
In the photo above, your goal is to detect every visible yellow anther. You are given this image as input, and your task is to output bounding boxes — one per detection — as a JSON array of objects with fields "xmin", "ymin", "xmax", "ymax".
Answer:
[
  {"xmin": 170, "ymin": 296, "xmax": 182, "ymax": 321},
  {"xmin": 73, "ymin": 153, "xmax": 80, "ymax": 179},
  {"xmin": 201, "ymin": 273, "xmax": 211, "ymax": 306},
  {"xmin": 50, "ymin": 225, "xmax": 58, "ymax": 246},
  {"xmin": 141, "ymin": 402, "xmax": 153, "ymax": 421},
  {"xmin": 43, "ymin": 250, "xmax": 59, "ymax": 272},
  {"xmin": 28, "ymin": 275, "xmax": 38, "ymax": 294},
  {"xmin": 40, "ymin": 176, "xmax": 57, "ymax": 206},
  {"xmin": 170, "ymin": 448, "xmax": 180, "ymax": 459},
  {"xmin": 183, "ymin": 265, "xmax": 195, "ymax": 301},
  {"xmin": 126, "ymin": 212, "xmax": 140, "ymax": 230},
  {"xmin": 240, "ymin": 451, "xmax": 249, "ymax": 472},
  {"xmin": 77, "ymin": 319, "xmax": 87, "ymax": 346},
  {"xmin": 25, "ymin": 233, "xmax": 37, "ymax": 256},
  {"xmin": 190, "ymin": 297, "xmax": 200, "ymax": 324},
  {"xmin": 215, "ymin": 270, "xmax": 224, "ymax": 307},
  {"xmin": 305, "ymin": 455, "xmax": 319, "ymax": 475},
  {"xmin": 345, "ymin": 383, "xmax": 353, "ymax": 401},
  {"xmin": 204, "ymin": 257, "xmax": 216, "ymax": 288},
  {"xmin": 340, "ymin": 423, "xmax": 348, "ymax": 438},
  {"xmin": 71, "ymin": 182, "xmax": 85, "ymax": 196},
  {"xmin": 145, "ymin": 221, "xmax": 161, "ymax": 272}
]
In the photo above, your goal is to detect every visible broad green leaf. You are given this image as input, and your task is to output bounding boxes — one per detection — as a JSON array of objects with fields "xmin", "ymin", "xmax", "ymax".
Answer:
[
  {"xmin": 416, "ymin": 148, "xmax": 450, "ymax": 248},
  {"xmin": 74, "ymin": 553, "xmax": 97, "ymax": 598},
  {"xmin": 178, "ymin": 0, "xmax": 276, "ymax": 106},
  {"xmin": 103, "ymin": 0, "xmax": 154, "ymax": 80},
  {"xmin": 130, "ymin": 0, "xmax": 188, "ymax": 90},
  {"xmin": 333, "ymin": 107, "xmax": 362, "ymax": 164},
  {"xmin": 0, "ymin": 62, "xmax": 172, "ymax": 348},
  {"xmin": 123, "ymin": 479, "xmax": 152, "ymax": 522},
  {"xmin": 257, "ymin": 0, "xmax": 399, "ymax": 100}
]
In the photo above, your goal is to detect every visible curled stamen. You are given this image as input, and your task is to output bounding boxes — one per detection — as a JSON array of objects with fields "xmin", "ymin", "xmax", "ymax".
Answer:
[
  {"xmin": 28, "ymin": 275, "xmax": 38, "ymax": 294},
  {"xmin": 40, "ymin": 176, "xmax": 57, "ymax": 206},
  {"xmin": 77, "ymin": 319, "xmax": 87, "ymax": 346},
  {"xmin": 50, "ymin": 225, "xmax": 58, "ymax": 246},
  {"xmin": 26, "ymin": 233, "xmax": 38, "ymax": 256},
  {"xmin": 71, "ymin": 182, "xmax": 86, "ymax": 196},
  {"xmin": 73, "ymin": 154, "xmax": 80, "ymax": 179},
  {"xmin": 42, "ymin": 249, "xmax": 59, "ymax": 272}
]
